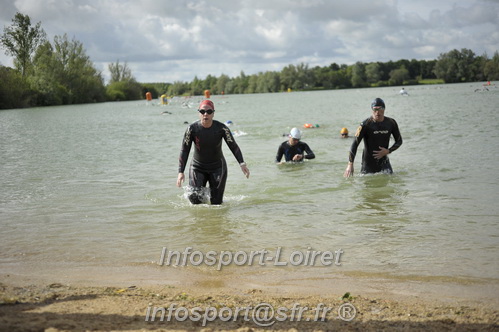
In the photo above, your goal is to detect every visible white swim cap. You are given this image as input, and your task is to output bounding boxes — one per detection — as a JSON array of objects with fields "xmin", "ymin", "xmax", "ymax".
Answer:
[{"xmin": 290, "ymin": 127, "xmax": 302, "ymax": 139}]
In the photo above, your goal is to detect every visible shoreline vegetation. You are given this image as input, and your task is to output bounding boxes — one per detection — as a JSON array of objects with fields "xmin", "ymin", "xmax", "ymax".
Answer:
[{"xmin": 1, "ymin": 12, "xmax": 498, "ymax": 110}]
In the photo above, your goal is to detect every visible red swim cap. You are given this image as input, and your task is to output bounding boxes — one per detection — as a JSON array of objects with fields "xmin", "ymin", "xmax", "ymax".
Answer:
[{"xmin": 199, "ymin": 99, "xmax": 214, "ymax": 110}]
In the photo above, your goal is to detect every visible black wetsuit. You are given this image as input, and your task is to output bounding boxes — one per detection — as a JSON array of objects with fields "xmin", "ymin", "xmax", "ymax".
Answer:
[
  {"xmin": 179, "ymin": 120, "xmax": 245, "ymax": 204},
  {"xmin": 348, "ymin": 116, "xmax": 402, "ymax": 174},
  {"xmin": 276, "ymin": 141, "xmax": 315, "ymax": 162}
]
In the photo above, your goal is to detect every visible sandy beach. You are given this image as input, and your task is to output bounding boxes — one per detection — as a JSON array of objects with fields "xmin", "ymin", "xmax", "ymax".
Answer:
[{"xmin": 1, "ymin": 268, "xmax": 498, "ymax": 332}]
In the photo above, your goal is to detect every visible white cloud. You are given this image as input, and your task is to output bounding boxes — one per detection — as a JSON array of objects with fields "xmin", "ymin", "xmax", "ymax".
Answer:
[{"xmin": 0, "ymin": 0, "xmax": 497, "ymax": 83}]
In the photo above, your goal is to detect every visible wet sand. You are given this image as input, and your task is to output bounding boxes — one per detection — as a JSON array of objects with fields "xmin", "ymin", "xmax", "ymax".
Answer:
[{"xmin": 1, "ymin": 266, "xmax": 498, "ymax": 331}]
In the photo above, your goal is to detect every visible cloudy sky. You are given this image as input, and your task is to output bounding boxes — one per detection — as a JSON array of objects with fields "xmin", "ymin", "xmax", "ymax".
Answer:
[{"xmin": 1, "ymin": 0, "xmax": 498, "ymax": 84}]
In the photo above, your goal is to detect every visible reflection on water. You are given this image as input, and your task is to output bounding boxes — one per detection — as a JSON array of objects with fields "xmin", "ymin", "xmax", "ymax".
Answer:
[
  {"xmin": 186, "ymin": 205, "xmax": 235, "ymax": 248},
  {"xmin": 354, "ymin": 173, "xmax": 407, "ymax": 216}
]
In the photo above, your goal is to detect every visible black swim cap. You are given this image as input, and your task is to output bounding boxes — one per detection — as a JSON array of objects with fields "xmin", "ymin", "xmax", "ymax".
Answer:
[{"xmin": 371, "ymin": 98, "xmax": 385, "ymax": 109}]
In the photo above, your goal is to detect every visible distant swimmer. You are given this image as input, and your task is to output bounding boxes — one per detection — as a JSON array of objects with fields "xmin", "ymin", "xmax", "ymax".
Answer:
[
  {"xmin": 176, "ymin": 100, "xmax": 250, "ymax": 205},
  {"xmin": 340, "ymin": 127, "xmax": 349, "ymax": 138},
  {"xmin": 276, "ymin": 128, "xmax": 315, "ymax": 163},
  {"xmin": 343, "ymin": 98, "xmax": 403, "ymax": 177},
  {"xmin": 399, "ymin": 88, "xmax": 409, "ymax": 96}
]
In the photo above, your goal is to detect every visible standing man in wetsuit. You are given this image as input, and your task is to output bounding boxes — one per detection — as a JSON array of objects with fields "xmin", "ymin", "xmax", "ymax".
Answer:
[
  {"xmin": 343, "ymin": 98, "xmax": 402, "ymax": 177},
  {"xmin": 276, "ymin": 128, "xmax": 315, "ymax": 163},
  {"xmin": 177, "ymin": 100, "xmax": 250, "ymax": 204}
]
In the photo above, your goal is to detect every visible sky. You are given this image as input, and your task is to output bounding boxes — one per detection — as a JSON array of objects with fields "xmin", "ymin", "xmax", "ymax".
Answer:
[{"xmin": 1, "ymin": 0, "xmax": 498, "ymax": 84}]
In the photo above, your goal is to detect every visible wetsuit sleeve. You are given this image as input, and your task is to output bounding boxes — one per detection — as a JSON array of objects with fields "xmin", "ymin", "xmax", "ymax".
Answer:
[
  {"xmin": 388, "ymin": 119, "xmax": 403, "ymax": 153},
  {"xmin": 303, "ymin": 143, "xmax": 315, "ymax": 159},
  {"xmin": 348, "ymin": 123, "xmax": 365, "ymax": 163},
  {"xmin": 276, "ymin": 143, "xmax": 284, "ymax": 162},
  {"xmin": 178, "ymin": 125, "xmax": 193, "ymax": 173},
  {"xmin": 222, "ymin": 125, "xmax": 245, "ymax": 164}
]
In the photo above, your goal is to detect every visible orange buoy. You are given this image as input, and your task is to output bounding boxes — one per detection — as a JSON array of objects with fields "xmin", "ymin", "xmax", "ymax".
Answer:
[
  {"xmin": 204, "ymin": 89, "xmax": 211, "ymax": 98},
  {"xmin": 145, "ymin": 92, "xmax": 152, "ymax": 101}
]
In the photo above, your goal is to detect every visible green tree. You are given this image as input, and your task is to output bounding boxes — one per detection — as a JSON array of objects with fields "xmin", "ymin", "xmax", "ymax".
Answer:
[
  {"xmin": 418, "ymin": 60, "xmax": 437, "ymax": 80},
  {"xmin": 190, "ymin": 76, "xmax": 203, "ymax": 96},
  {"xmin": 389, "ymin": 66, "xmax": 410, "ymax": 85},
  {"xmin": 51, "ymin": 34, "xmax": 105, "ymax": 103},
  {"xmin": 247, "ymin": 74, "xmax": 258, "ymax": 94},
  {"xmin": 280, "ymin": 64, "xmax": 297, "ymax": 91},
  {"xmin": 434, "ymin": 48, "xmax": 477, "ymax": 83},
  {"xmin": 365, "ymin": 62, "xmax": 383, "ymax": 85},
  {"xmin": 106, "ymin": 80, "xmax": 142, "ymax": 101},
  {"xmin": 166, "ymin": 81, "xmax": 189, "ymax": 96},
  {"xmin": 330, "ymin": 67, "xmax": 350, "ymax": 89},
  {"xmin": 215, "ymin": 74, "xmax": 230, "ymax": 94},
  {"xmin": 30, "ymin": 41, "xmax": 68, "ymax": 105},
  {"xmin": 0, "ymin": 65, "xmax": 31, "ymax": 109},
  {"xmin": 484, "ymin": 51, "xmax": 499, "ymax": 80},
  {"xmin": 30, "ymin": 34, "xmax": 105, "ymax": 105},
  {"xmin": 106, "ymin": 59, "xmax": 141, "ymax": 100},
  {"xmin": 0, "ymin": 12, "xmax": 46, "ymax": 79},
  {"xmin": 203, "ymin": 74, "xmax": 217, "ymax": 93},
  {"xmin": 294, "ymin": 63, "xmax": 313, "ymax": 90},
  {"xmin": 108, "ymin": 60, "xmax": 134, "ymax": 83},
  {"xmin": 231, "ymin": 71, "xmax": 248, "ymax": 94},
  {"xmin": 351, "ymin": 62, "xmax": 366, "ymax": 88}
]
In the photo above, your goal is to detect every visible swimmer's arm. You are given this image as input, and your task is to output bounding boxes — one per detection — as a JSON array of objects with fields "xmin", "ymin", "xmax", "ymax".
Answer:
[
  {"xmin": 344, "ymin": 125, "xmax": 363, "ymax": 177},
  {"xmin": 388, "ymin": 119, "xmax": 403, "ymax": 153},
  {"xmin": 275, "ymin": 146, "xmax": 284, "ymax": 163},
  {"xmin": 303, "ymin": 144, "xmax": 315, "ymax": 159}
]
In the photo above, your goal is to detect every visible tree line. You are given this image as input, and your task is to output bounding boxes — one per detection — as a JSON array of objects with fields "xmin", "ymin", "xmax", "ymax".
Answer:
[{"xmin": 1, "ymin": 12, "xmax": 498, "ymax": 110}]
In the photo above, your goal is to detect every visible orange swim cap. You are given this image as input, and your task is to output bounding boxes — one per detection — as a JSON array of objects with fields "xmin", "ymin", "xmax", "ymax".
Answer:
[{"xmin": 199, "ymin": 99, "xmax": 214, "ymax": 110}]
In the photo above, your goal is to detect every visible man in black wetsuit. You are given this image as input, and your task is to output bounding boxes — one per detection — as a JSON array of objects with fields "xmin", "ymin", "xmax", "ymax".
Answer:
[
  {"xmin": 344, "ymin": 98, "xmax": 402, "ymax": 177},
  {"xmin": 276, "ymin": 127, "xmax": 315, "ymax": 163},
  {"xmin": 176, "ymin": 100, "xmax": 250, "ymax": 204}
]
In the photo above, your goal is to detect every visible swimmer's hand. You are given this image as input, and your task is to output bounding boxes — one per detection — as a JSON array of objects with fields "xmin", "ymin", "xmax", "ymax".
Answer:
[
  {"xmin": 240, "ymin": 164, "xmax": 250, "ymax": 179},
  {"xmin": 373, "ymin": 146, "xmax": 389, "ymax": 159},
  {"xmin": 292, "ymin": 154, "xmax": 304, "ymax": 161},
  {"xmin": 344, "ymin": 162, "xmax": 354, "ymax": 177},
  {"xmin": 176, "ymin": 173, "xmax": 185, "ymax": 187}
]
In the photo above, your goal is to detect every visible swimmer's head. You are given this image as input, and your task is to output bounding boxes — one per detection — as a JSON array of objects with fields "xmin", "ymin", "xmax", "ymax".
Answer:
[
  {"xmin": 199, "ymin": 99, "xmax": 214, "ymax": 110},
  {"xmin": 371, "ymin": 97, "xmax": 385, "ymax": 110},
  {"xmin": 340, "ymin": 127, "xmax": 349, "ymax": 137},
  {"xmin": 289, "ymin": 128, "xmax": 302, "ymax": 146}
]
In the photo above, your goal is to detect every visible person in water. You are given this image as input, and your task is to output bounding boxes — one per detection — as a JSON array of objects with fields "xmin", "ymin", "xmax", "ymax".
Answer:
[
  {"xmin": 343, "ymin": 98, "xmax": 402, "ymax": 177},
  {"xmin": 340, "ymin": 127, "xmax": 349, "ymax": 138},
  {"xmin": 177, "ymin": 100, "xmax": 250, "ymax": 204},
  {"xmin": 276, "ymin": 127, "xmax": 315, "ymax": 163}
]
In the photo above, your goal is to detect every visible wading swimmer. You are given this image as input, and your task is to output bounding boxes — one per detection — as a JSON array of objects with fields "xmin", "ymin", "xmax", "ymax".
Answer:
[
  {"xmin": 177, "ymin": 100, "xmax": 250, "ymax": 204},
  {"xmin": 343, "ymin": 98, "xmax": 402, "ymax": 177},
  {"xmin": 276, "ymin": 128, "xmax": 315, "ymax": 163}
]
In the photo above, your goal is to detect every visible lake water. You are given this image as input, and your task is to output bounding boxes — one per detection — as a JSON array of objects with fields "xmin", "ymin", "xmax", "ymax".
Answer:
[{"xmin": 1, "ymin": 83, "xmax": 498, "ymax": 291}]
